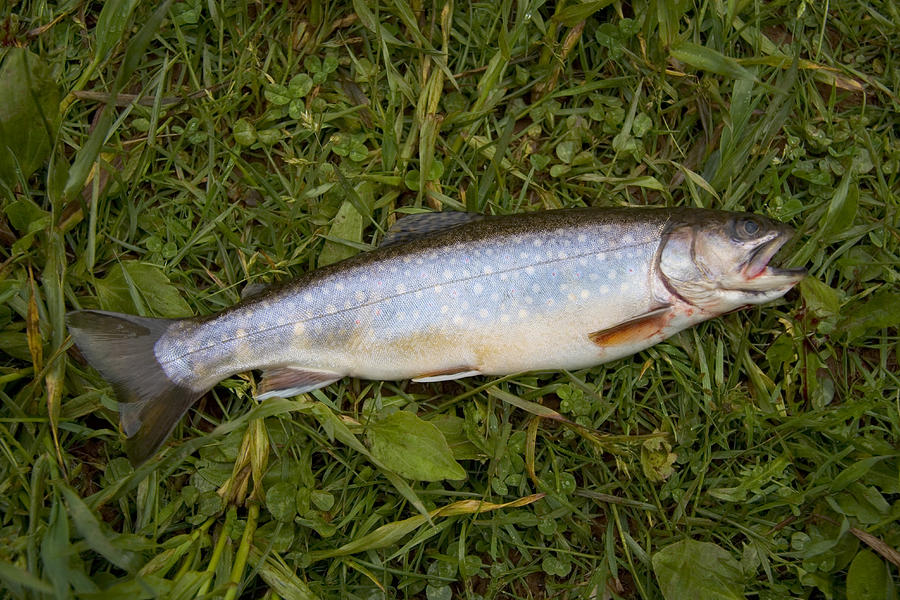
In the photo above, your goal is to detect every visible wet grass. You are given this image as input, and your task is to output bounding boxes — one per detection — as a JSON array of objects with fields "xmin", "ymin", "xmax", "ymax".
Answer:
[{"xmin": 1, "ymin": 1, "xmax": 899, "ymax": 598}]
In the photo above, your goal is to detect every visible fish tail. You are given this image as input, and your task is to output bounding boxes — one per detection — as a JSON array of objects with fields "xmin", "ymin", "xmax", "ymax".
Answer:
[{"xmin": 66, "ymin": 310, "xmax": 203, "ymax": 464}]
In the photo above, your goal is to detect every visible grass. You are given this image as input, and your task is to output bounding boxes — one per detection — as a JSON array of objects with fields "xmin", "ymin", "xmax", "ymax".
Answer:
[{"xmin": 1, "ymin": 0, "xmax": 899, "ymax": 598}]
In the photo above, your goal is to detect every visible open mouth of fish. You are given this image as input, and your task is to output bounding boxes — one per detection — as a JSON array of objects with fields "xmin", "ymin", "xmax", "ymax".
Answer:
[{"xmin": 740, "ymin": 234, "xmax": 807, "ymax": 290}]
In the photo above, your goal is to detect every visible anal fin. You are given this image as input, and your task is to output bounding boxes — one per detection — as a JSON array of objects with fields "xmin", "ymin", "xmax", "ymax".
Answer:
[
  {"xmin": 588, "ymin": 305, "xmax": 673, "ymax": 347},
  {"xmin": 257, "ymin": 367, "xmax": 342, "ymax": 400},
  {"xmin": 412, "ymin": 366, "xmax": 482, "ymax": 383}
]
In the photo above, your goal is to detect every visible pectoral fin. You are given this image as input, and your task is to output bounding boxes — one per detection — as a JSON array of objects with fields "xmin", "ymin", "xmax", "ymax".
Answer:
[
  {"xmin": 412, "ymin": 366, "xmax": 482, "ymax": 383},
  {"xmin": 588, "ymin": 305, "xmax": 673, "ymax": 347},
  {"xmin": 257, "ymin": 367, "xmax": 343, "ymax": 400}
]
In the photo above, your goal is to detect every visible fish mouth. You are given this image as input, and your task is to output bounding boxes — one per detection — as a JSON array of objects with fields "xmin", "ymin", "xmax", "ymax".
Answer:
[{"xmin": 740, "ymin": 231, "xmax": 806, "ymax": 290}]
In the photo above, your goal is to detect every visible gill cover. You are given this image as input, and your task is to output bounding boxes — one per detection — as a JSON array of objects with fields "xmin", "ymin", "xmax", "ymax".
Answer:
[{"xmin": 658, "ymin": 211, "xmax": 805, "ymax": 312}]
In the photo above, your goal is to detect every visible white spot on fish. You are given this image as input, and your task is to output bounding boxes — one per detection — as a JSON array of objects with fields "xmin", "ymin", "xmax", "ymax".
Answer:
[
  {"xmin": 356, "ymin": 291, "xmax": 366, "ymax": 302},
  {"xmin": 390, "ymin": 266, "xmax": 398, "ymax": 273},
  {"xmin": 501, "ymin": 314, "xmax": 510, "ymax": 322},
  {"xmin": 434, "ymin": 285, "xmax": 443, "ymax": 293},
  {"xmin": 235, "ymin": 328, "xmax": 247, "ymax": 338},
  {"xmin": 608, "ymin": 270, "xmax": 617, "ymax": 280},
  {"xmin": 344, "ymin": 301, "xmax": 352, "ymax": 309},
  {"xmin": 415, "ymin": 290, "xmax": 423, "ymax": 299},
  {"xmin": 532, "ymin": 284, "xmax": 541, "ymax": 293},
  {"xmin": 483, "ymin": 266, "xmax": 493, "ymax": 275},
  {"xmin": 520, "ymin": 251, "xmax": 528, "ymax": 259},
  {"xmin": 336, "ymin": 283, "xmax": 344, "ymax": 291},
  {"xmin": 479, "ymin": 309, "xmax": 489, "ymax": 318},
  {"xmin": 533, "ymin": 239, "xmax": 543, "ymax": 247},
  {"xmin": 416, "ymin": 258, "xmax": 424, "ymax": 265},
  {"xmin": 580, "ymin": 289, "xmax": 590, "ymax": 299},
  {"xmin": 397, "ymin": 312, "xmax": 405, "ymax": 321},
  {"xmin": 620, "ymin": 282, "xmax": 630, "ymax": 292},
  {"xmin": 546, "ymin": 298, "xmax": 555, "ymax": 306},
  {"xmin": 304, "ymin": 293, "xmax": 313, "ymax": 302},
  {"xmin": 596, "ymin": 252, "xmax": 606, "ymax": 261},
  {"xmin": 518, "ymin": 309, "xmax": 528, "ymax": 319},
  {"xmin": 443, "ymin": 270, "xmax": 453, "ymax": 279},
  {"xmin": 473, "ymin": 283, "xmax": 484, "ymax": 295},
  {"xmin": 461, "ymin": 301, "xmax": 469, "ymax": 310},
  {"xmin": 453, "ymin": 316, "xmax": 464, "ymax": 325},
  {"xmin": 525, "ymin": 296, "xmax": 534, "ymax": 304},
  {"xmin": 327, "ymin": 304, "xmax": 336, "ymax": 312},
  {"xmin": 622, "ymin": 234, "xmax": 634, "ymax": 244},
  {"xmin": 441, "ymin": 305, "xmax": 449, "ymax": 314},
  {"xmin": 500, "ymin": 273, "xmax": 508, "ymax": 281},
  {"xmin": 293, "ymin": 322, "xmax": 305, "ymax": 335},
  {"xmin": 577, "ymin": 234, "xmax": 587, "ymax": 242},
  {"xmin": 559, "ymin": 284, "xmax": 568, "ymax": 292},
  {"xmin": 396, "ymin": 283, "xmax": 407, "ymax": 294},
  {"xmin": 600, "ymin": 285, "xmax": 610, "ymax": 294},
  {"xmin": 491, "ymin": 293, "xmax": 500, "ymax": 302},
  {"xmin": 525, "ymin": 266, "xmax": 535, "ymax": 275}
]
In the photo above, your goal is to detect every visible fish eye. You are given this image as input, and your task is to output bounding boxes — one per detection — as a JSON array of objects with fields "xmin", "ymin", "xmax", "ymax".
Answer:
[{"xmin": 735, "ymin": 217, "xmax": 761, "ymax": 239}]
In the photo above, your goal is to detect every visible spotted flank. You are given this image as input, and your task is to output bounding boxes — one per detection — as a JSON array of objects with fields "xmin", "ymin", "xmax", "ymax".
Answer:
[{"xmin": 67, "ymin": 207, "xmax": 805, "ymax": 463}]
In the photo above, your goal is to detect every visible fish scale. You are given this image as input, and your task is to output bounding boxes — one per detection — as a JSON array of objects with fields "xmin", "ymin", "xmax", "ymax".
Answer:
[
  {"xmin": 157, "ymin": 209, "xmax": 668, "ymax": 387},
  {"xmin": 66, "ymin": 206, "xmax": 805, "ymax": 463}
]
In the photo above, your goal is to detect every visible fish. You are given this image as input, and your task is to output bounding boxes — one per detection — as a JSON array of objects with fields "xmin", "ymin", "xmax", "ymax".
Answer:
[{"xmin": 66, "ymin": 207, "xmax": 805, "ymax": 463}]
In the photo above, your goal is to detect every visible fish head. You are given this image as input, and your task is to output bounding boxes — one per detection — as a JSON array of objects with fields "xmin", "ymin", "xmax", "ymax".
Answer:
[{"xmin": 658, "ymin": 210, "xmax": 806, "ymax": 313}]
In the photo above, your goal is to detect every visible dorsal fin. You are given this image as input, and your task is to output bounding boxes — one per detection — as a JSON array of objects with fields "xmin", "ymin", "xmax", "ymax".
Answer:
[
  {"xmin": 380, "ymin": 211, "xmax": 482, "ymax": 247},
  {"xmin": 240, "ymin": 282, "xmax": 270, "ymax": 301}
]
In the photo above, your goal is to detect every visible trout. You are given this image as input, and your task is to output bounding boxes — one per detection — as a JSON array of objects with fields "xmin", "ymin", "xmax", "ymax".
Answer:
[{"xmin": 67, "ymin": 207, "xmax": 805, "ymax": 463}]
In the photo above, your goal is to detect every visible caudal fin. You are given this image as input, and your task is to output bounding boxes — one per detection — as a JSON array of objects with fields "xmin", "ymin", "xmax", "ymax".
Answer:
[{"xmin": 66, "ymin": 310, "xmax": 204, "ymax": 464}]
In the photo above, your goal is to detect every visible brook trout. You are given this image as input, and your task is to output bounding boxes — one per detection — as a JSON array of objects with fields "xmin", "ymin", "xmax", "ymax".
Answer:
[{"xmin": 67, "ymin": 207, "xmax": 805, "ymax": 463}]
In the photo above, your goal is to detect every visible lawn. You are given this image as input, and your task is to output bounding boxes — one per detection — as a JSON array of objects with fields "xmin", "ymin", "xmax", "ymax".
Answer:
[{"xmin": 1, "ymin": 1, "xmax": 898, "ymax": 598}]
